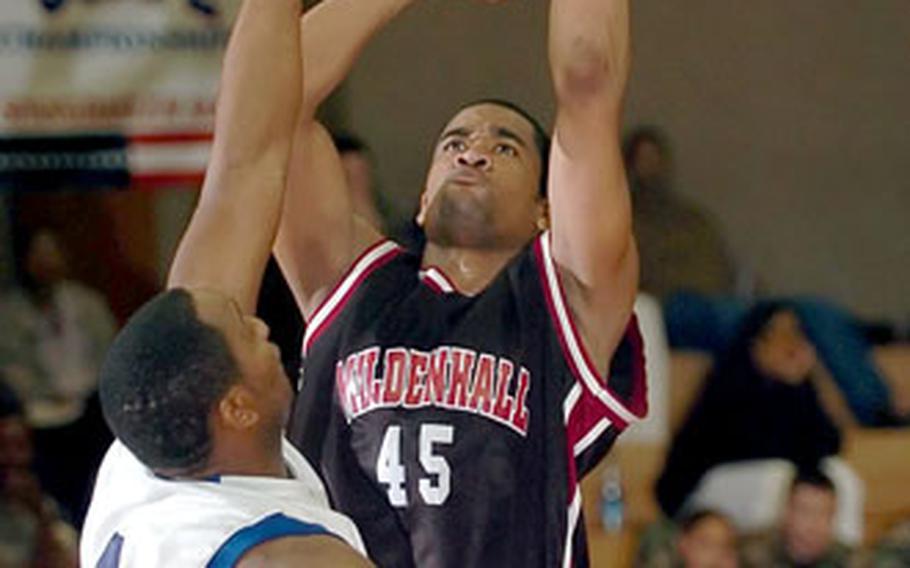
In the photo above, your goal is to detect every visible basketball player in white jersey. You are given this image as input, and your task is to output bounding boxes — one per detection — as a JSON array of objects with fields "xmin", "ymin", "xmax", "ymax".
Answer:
[{"xmin": 80, "ymin": 0, "xmax": 370, "ymax": 565}]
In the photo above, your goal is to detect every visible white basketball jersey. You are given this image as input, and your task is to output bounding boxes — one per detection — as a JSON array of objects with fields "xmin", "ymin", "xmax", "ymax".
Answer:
[{"xmin": 80, "ymin": 439, "xmax": 366, "ymax": 567}]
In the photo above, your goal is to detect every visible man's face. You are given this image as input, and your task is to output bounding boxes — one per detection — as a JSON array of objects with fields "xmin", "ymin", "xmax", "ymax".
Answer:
[
  {"xmin": 25, "ymin": 230, "xmax": 67, "ymax": 287},
  {"xmin": 418, "ymin": 103, "xmax": 545, "ymax": 250},
  {"xmin": 677, "ymin": 516, "xmax": 739, "ymax": 568},
  {"xmin": 783, "ymin": 484, "xmax": 837, "ymax": 564},
  {"xmin": 0, "ymin": 417, "xmax": 32, "ymax": 469},
  {"xmin": 191, "ymin": 290, "xmax": 292, "ymax": 432},
  {"xmin": 751, "ymin": 310, "xmax": 817, "ymax": 385},
  {"xmin": 631, "ymin": 139, "xmax": 666, "ymax": 187}
]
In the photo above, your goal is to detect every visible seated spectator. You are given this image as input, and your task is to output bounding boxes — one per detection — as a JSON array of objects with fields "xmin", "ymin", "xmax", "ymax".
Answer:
[
  {"xmin": 683, "ymin": 458, "xmax": 864, "ymax": 547},
  {"xmin": 0, "ymin": 379, "xmax": 77, "ymax": 568},
  {"xmin": 624, "ymin": 126, "xmax": 738, "ymax": 303},
  {"xmin": 625, "ymin": 125, "xmax": 898, "ymax": 427},
  {"xmin": 333, "ymin": 132, "xmax": 389, "ymax": 232},
  {"xmin": 871, "ymin": 518, "xmax": 910, "ymax": 568},
  {"xmin": 636, "ymin": 509, "xmax": 740, "ymax": 568},
  {"xmin": 656, "ymin": 302, "xmax": 841, "ymax": 518},
  {"xmin": 664, "ymin": 293, "xmax": 899, "ymax": 427},
  {"xmin": 0, "ymin": 228, "xmax": 114, "ymax": 524},
  {"xmin": 741, "ymin": 471, "xmax": 854, "ymax": 567}
]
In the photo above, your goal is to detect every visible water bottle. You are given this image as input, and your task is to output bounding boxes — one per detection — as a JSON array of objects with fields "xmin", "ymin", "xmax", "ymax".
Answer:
[{"xmin": 600, "ymin": 464, "xmax": 624, "ymax": 533}]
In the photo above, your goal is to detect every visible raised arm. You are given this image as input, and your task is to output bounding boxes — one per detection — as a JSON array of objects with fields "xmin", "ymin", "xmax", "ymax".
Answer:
[
  {"xmin": 275, "ymin": 0, "xmax": 416, "ymax": 320},
  {"xmin": 547, "ymin": 0, "xmax": 638, "ymax": 372},
  {"xmin": 168, "ymin": 0, "xmax": 303, "ymax": 313}
]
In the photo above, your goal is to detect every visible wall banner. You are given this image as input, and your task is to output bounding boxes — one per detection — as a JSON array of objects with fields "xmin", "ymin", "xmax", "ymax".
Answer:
[{"xmin": 0, "ymin": 0, "xmax": 241, "ymax": 189}]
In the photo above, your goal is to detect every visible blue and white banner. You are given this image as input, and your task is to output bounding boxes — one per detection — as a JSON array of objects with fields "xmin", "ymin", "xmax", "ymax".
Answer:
[{"xmin": 0, "ymin": 0, "xmax": 241, "ymax": 189}]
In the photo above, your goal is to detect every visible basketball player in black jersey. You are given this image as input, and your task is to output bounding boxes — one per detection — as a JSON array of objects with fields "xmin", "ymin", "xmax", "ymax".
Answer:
[{"xmin": 278, "ymin": 0, "xmax": 645, "ymax": 566}]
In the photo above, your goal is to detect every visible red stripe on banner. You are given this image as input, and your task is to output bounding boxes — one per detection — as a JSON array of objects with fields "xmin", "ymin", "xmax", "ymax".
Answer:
[
  {"xmin": 129, "ymin": 132, "xmax": 213, "ymax": 144},
  {"xmin": 133, "ymin": 172, "xmax": 205, "ymax": 188}
]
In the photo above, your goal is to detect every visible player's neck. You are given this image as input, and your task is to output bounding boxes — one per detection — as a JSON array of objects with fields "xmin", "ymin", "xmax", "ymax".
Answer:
[
  {"xmin": 422, "ymin": 243, "xmax": 518, "ymax": 295},
  {"xmin": 199, "ymin": 438, "xmax": 287, "ymax": 479}
]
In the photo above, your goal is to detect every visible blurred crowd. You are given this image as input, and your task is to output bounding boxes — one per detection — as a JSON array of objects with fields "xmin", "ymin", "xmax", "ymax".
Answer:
[
  {"xmin": 1, "ymin": 126, "xmax": 908, "ymax": 567},
  {"xmin": 623, "ymin": 127, "xmax": 909, "ymax": 567}
]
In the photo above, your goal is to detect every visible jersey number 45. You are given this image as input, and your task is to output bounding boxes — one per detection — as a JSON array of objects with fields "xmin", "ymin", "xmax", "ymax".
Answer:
[{"xmin": 377, "ymin": 424, "xmax": 454, "ymax": 507}]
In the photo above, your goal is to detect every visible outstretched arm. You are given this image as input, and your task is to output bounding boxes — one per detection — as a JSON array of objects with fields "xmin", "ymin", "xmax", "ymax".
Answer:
[
  {"xmin": 168, "ymin": 0, "xmax": 303, "ymax": 313},
  {"xmin": 548, "ymin": 0, "xmax": 638, "ymax": 372},
  {"xmin": 275, "ymin": 0, "xmax": 416, "ymax": 320}
]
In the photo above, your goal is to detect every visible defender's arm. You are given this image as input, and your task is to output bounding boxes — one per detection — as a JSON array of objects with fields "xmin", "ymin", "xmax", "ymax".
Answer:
[{"xmin": 168, "ymin": 0, "xmax": 304, "ymax": 314}]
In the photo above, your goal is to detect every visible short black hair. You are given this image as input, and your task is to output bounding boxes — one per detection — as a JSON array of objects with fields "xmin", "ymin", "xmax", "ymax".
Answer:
[
  {"xmin": 452, "ymin": 98, "xmax": 551, "ymax": 198},
  {"xmin": 622, "ymin": 125, "xmax": 670, "ymax": 170},
  {"xmin": 99, "ymin": 289, "xmax": 239, "ymax": 473},
  {"xmin": 332, "ymin": 132, "xmax": 370, "ymax": 155},
  {"xmin": 0, "ymin": 378, "xmax": 23, "ymax": 420},
  {"xmin": 791, "ymin": 469, "xmax": 836, "ymax": 495}
]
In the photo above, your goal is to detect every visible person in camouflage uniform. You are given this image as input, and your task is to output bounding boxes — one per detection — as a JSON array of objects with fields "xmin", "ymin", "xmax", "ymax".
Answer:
[
  {"xmin": 636, "ymin": 510, "xmax": 740, "ymax": 568},
  {"xmin": 870, "ymin": 519, "xmax": 910, "ymax": 568},
  {"xmin": 741, "ymin": 471, "xmax": 856, "ymax": 568}
]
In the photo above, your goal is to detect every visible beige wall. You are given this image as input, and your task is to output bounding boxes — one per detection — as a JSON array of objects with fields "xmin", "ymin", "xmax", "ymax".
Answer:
[{"xmin": 339, "ymin": 1, "xmax": 909, "ymax": 322}]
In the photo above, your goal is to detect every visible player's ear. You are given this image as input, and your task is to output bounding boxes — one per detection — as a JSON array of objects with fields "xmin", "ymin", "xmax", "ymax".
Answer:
[
  {"xmin": 217, "ymin": 385, "xmax": 260, "ymax": 430},
  {"xmin": 416, "ymin": 188, "xmax": 430, "ymax": 228},
  {"xmin": 535, "ymin": 198, "xmax": 549, "ymax": 232}
]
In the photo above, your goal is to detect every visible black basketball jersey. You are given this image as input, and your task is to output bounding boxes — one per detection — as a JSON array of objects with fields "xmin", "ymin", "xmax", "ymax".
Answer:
[{"xmin": 287, "ymin": 233, "xmax": 647, "ymax": 568}]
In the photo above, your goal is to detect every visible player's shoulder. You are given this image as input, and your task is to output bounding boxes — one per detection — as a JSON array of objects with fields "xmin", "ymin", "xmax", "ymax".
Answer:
[
  {"xmin": 342, "ymin": 237, "xmax": 418, "ymax": 286},
  {"xmin": 235, "ymin": 533, "xmax": 373, "ymax": 568}
]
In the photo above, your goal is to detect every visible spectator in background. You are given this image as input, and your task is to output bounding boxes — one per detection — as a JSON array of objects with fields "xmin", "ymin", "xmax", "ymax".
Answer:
[
  {"xmin": 333, "ymin": 132, "xmax": 388, "ymax": 232},
  {"xmin": 636, "ymin": 509, "xmax": 740, "ymax": 568},
  {"xmin": 625, "ymin": 126, "xmax": 737, "ymax": 303},
  {"xmin": 625, "ymin": 126, "xmax": 898, "ymax": 426},
  {"xmin": 871, "ymin": 518, "xmax": 910, "ymax": 568},
  {"xmin": 742, "ymin": 471, "xmax": 854, "ymax": 568},
  {"xmin": 656, "ymin": 302, "xmax": 841, "ymax": 518},
  {"xmin": 0, "ymin": 228, "xmax": 114, "ymax": 524},
  {"xmin": 256, "ymin": 132, "xmax": 389, "ymax": 384},
  {"xmin": 0, "ymin": 379, "xmax": 77, "ymax": 568}
]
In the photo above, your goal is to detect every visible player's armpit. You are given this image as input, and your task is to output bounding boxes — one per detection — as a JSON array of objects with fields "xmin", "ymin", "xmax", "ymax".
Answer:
[
  {"xmin": 556, "ymin": 241, "xmax": 638, "ymax": 377},
  {"xmin": 275, "ymin": 122, "xmax": 383, "ymax": 321},
  {"xmin": 235, "ymin": 534, "xmax": 374, "ymax": 568}
]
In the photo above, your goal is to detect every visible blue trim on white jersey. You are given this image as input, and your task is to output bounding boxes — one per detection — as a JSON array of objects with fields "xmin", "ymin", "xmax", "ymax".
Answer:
[
  {"xmin": 97, "ymin": 533, "xmax": 125, "ymax": 568},
  {"xmin": 206, "ymin": 513, "xmax": 330, "ymax": 567}
]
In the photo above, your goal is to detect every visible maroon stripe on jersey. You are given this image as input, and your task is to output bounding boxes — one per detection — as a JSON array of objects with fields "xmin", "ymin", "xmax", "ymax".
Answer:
[
  {"xmin": 422, "ymin": 275, "xmax": 446, "ymax": 295},
  {"xmin": 302, "ymin": 241, "xmax": 403, "ymax": 354},
  {"xmin": 533, "ymin": 234, "xmax": 648, "ymax": 425},
  {"xmin": 566, "ymin": 386, "xmax": 615, "ymax": 458},
  {"xmin": 619, "ymin": 315, "xmax": 649, "ymax": 418}
]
